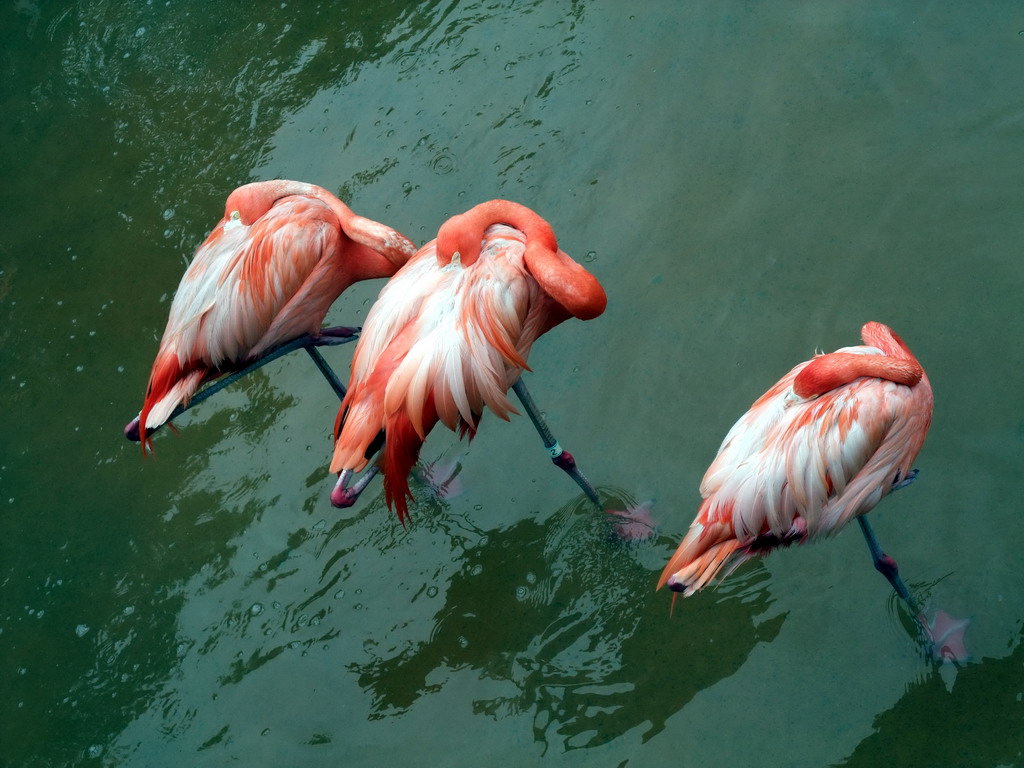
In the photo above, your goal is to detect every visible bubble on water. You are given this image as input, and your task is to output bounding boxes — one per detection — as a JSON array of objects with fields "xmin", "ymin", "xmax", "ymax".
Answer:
[
  {"xmin": 470, "ymin": 564, "xmax": 483, "ymax": 576},
  {"xmin": 525, "ymin": 572, "xmax": 536, "ymax": 584},
  {"xmin": 250, "ymin": 603, "xmax": 264, "ymax": 616},
  {"xmin": 161, "ymin": 208, "xmax": 175, "ymax": 220},
  {"xmin": 584, "ymin": 251, "xmax": 597, "ymax": 263},
  {"xmin": 456, "ymin": 635, "xmax": 469, "ymax": 648},
  {"xmin": 86, "ymin": 744, "xmax": 103, "ymax": 758},
  {"xmin": 334, "ymin": 590, "xmax": 345, "ymax": 599},
  {"xmin": 515, "ymin": 586, "xmax": 528, "ymax": 600},
  {"xmin": 75, "ymin": 624, "xmax": 90, "ymax": 637},
  {"xmin": 426, "ymin": 586, "xmax": 438, "ymax": 598},
  {"xmin": 122, "ymin": 606, "xmax": 135, "ymax": 616}
]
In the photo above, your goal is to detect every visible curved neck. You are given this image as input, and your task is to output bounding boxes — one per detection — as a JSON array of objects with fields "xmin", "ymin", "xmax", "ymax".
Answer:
[
  {"xmin": 794, "ymin": 322, "xmax": 926, "ymax": 398},
  {"xmin": 793, "ymin": 353, "xmax": 923, "ymax": 397},
  {"xmin": 434, "ymin": 200, "xmax": 606, "ymax": 321},
  {"xmin": 435, "ymin": 199, "xmax": 556, "ymax": 267},
  {"xmin": 860, "ymin": 321, "xmax": 917, "ymax": 362}
]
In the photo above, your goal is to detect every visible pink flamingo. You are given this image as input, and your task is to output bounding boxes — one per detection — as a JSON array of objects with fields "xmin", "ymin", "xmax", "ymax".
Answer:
[
  {"xmin": 329, "ymin": 199, "xmax": 607, "ymax": 523},
  {"xmin": 657, "ymin": 323, "xmax": 964, "ymax": 653},
  {"xmin": 126, "ymin": 180, "xmax": 416, "ymax": 452}
]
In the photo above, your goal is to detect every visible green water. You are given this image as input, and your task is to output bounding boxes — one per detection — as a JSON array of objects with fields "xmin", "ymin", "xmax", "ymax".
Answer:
[{"xmin": 2, "ymin": 1, "xmax": 1023, "ymax": 766}]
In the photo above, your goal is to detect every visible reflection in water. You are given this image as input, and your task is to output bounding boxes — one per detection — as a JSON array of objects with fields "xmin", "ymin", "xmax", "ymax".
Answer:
[
  {"xmin": 349, "ymin": 490, "xmax": 783, "ymax": 751},
  {"xmin": 839, "ymin": 625, "xmax": 1024, "ymax": 768}
]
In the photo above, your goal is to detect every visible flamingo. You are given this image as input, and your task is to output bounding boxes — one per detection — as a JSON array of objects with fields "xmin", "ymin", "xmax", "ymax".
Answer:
[
  {"xmin": 126, "ymin": 179, "xmax": 417, "ymax": 453},
  {"xmin": 328, "ymin": 199, "xmax": 607, "ymax": 523},
  {"xmin": 658, "ymin": 322, "xmax": 934, "ymax": 603}
]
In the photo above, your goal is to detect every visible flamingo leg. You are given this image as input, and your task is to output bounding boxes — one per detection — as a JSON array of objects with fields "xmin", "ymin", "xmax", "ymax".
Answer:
[
  {"xmin": 856, "ymin": 516, "xmax": 919, "ymax": 609},
  {"xmin": 303, "ymin": 346, "xmax": 347, "ymax": 400},
  {"xmin": 126, "ymin": 331, "xmax": 357, "ymax": 440},
  {"xmin": 856, "ymin": 516, "xmax": 939, "ymax": 642},
  {"xmin": 858, "ymin": 508, "xmax": 971, "ymax": 663},
  {"xmin": 510, "ymin": 377, "xmax": 603, "ymax": 512}
]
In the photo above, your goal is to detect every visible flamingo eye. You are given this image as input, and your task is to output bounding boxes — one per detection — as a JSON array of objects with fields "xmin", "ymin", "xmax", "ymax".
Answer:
[{"xmin": 229, "ymin": 210, "xmax": 241, "ymax": 221}]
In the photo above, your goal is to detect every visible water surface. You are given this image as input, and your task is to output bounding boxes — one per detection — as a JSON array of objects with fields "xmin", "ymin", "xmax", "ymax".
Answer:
[{"xmin": 2, "ymin": 1, "xmax": 1022, "ymax": 766}]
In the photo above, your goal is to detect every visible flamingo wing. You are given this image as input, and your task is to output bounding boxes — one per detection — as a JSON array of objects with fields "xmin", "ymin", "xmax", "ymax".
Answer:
[
  {"xmin": 139, "ymin": 196, "xmax": 339, "ymax": 434},
  {"xmin": 195, "ymin": 197, "xmax": 341, "ymax": 363}
]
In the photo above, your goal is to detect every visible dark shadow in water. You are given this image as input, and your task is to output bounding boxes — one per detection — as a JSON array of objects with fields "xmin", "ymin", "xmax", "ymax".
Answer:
[
  {"xmin": 349, "ymin": 488, "xmax": 785, "ymax": 752},
  {"xmin": 837, "ymin": 622, "xmax": 1024, "ymax": 768}
]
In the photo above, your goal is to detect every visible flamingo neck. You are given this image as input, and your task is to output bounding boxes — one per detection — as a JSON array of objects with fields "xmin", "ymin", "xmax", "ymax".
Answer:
[
  {"xmin": 794, "ymin": 350, "xmax": 925, "ymax": 402},
  {"xmin": 435, "ymin": 199, "xmax": 556, "ymax": 267}
]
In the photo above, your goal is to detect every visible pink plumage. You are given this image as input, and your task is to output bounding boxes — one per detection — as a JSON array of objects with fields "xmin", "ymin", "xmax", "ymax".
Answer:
[
  {"xmin": 133, "ymin": 180, "xmax": 416, "ymax": 453},
  {"xmin": 330, "ymin": 200, "xmax": 607, "ymax": 524},
  {"xmin": 659, "ymin": 322, "xmax": 933, "ymax": 595}
]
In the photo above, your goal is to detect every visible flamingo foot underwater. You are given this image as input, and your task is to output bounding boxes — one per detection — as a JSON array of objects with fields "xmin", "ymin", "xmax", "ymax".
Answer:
[
  {"xmin": 606, "ymin": 500, "xmax": 657, "ymax": 542},
  {"xmin": 925, "ymin": 611, "xmax": 971, "ymax": 663}
]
